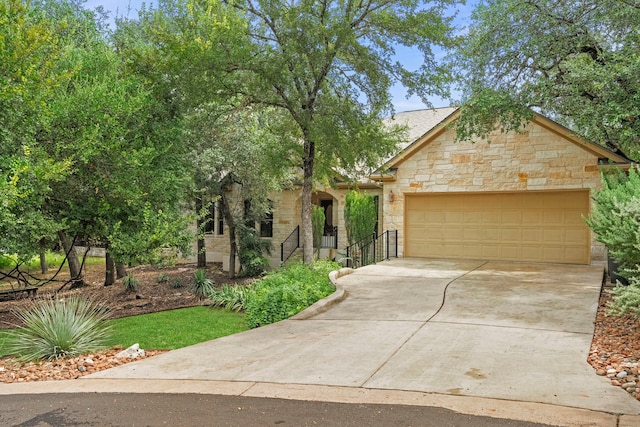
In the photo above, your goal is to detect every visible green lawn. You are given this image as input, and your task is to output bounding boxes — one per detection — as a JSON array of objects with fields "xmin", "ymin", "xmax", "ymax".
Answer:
[{"xmin": 0, "ymin": 306, "xmax": 247, "ymax": 358}]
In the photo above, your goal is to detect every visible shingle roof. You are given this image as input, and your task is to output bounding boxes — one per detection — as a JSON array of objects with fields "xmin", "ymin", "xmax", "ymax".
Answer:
[{"xmin": 383, "ymin": 107, "xmax": 458, "ymax": 151}]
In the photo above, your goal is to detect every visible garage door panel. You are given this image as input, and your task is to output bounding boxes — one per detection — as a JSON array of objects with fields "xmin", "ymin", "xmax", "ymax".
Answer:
[
  {"xmin": 501, "ymin": 211, "xmax": 522, "ymax": 224},
  {"xmin": 521, "ymin": 229, "xmax": 542, "ymax": 243},
  {"xmin": 501, "ymin": 228, "xmax": 521, "ymax": 242},
  {"xmin": 405, "ymin": 191, "xmax": 590, "ymax": 264}
]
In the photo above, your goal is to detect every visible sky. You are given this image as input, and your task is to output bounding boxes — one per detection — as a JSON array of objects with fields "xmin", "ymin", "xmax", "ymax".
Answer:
[{"xmin": 84, "ymin": 0, "xmax": 478, "ymax": 112}]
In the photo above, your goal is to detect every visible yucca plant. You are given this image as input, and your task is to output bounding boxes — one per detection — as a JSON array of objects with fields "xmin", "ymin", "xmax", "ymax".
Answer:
[
  {"xmin": 7, "ymin": 296, "xmax": 111, "ymax": 361},
  {"xmin": 192, "ymin": 269, "xmax": 214, "ymax": 299}
]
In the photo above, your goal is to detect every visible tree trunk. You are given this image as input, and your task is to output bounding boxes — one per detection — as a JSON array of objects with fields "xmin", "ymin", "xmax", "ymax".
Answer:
[
  {"xmin": 228, "ymin": 224, "xmax": 237, "ymax": 279},
  {"xmin": 196, "ymin": 195, "xmax": 207, "ymax": 268},
  {"xmin": 221, "ymin": 187, "xmax": 237, "ymax": 278},
  {"xmin": 116, "ymin": 263, "xmax": 128, "ymax": 279},
  {"xmin": 57, "ymin": 230, "xmax": 84, "ymax": 286},
  {"xmin": 301, "ymin": 139, "xmax": 315, "ymax": 265},
  {"xmin": 39, "ymin": 249, "xmax": 48, "ymax": 274},
  {"xmin": 104, "ymin": 251, "xmax": 115, "ymax": 286}
]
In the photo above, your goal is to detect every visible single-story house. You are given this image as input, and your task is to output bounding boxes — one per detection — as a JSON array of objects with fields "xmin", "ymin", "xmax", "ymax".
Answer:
[{"xmin": 194, "ymin": 106, "xmax": 631, "ymax": 271}]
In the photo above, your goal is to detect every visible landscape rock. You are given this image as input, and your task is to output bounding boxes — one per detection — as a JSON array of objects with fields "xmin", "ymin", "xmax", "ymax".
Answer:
[
  {"xmin": 622, "ymin": 381, "xmax": 637, "ymax": 389},
  {"xmin": 115, "ymin": 343, "xmax": 145, "ymax": 359}
]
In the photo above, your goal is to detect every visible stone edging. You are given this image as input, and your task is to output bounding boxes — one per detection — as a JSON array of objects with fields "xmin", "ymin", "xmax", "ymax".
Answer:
[{"xmin": 290, "ymin": 267, "xmax": 354, "ymax": 320}]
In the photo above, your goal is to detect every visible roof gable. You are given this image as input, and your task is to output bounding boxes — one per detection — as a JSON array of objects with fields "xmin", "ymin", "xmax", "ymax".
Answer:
[{"xmin": 382, "ymin": 108, "xmax": 630, "ymax": 170}]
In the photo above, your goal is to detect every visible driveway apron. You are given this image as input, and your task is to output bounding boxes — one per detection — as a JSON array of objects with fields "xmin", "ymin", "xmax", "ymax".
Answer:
[{"xmin": 87, "ymin": 258, "xmax": 640, "ymax": 415}]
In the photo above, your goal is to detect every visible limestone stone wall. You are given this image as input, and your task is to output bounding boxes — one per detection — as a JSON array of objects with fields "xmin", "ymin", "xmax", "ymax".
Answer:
[
  {"xmin": 382, "ymin": 122, "xmax": 606, "ymax": 262},
  {"xmin": 191, "ymin": 186, "xmax": 382, "ymax": 271}
]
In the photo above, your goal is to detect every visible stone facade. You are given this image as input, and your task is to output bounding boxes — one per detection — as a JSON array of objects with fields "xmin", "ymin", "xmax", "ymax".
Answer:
[
  {"xmin": 191, "ymin": 186, "xmax": 382, "ymax": 271},
  {"xmin": 382, "ymin": 119, "xmax": 614, "ymax": 262},
  {"xmin": 186, "ymin": 108, "xmax": 630, "ymax": 270}
]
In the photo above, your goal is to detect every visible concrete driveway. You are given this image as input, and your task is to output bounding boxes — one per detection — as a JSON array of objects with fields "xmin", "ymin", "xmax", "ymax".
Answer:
[{"xmin": 80, "ymin": 258, "xmax": 640, "ymax": 416}]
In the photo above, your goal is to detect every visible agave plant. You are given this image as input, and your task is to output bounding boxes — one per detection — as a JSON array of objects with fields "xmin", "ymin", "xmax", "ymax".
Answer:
[
  {"xmin": 7, "ymin": 296, "xmax": 111, "ymax": 361},
  {"xmin": 192, "ymin": 269, "xmax": 214, "ymax": 299}
]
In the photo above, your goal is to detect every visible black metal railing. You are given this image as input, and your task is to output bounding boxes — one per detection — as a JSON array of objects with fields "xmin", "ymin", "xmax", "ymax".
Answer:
[
  {"xmin": 321, "ymin": 226, "xmax": 338, "ymax": 249},
  {"xmin": 342, "ymin": 230, "xmax": 397, "ymax": 268},
  {"xmin": 280, "ymin": 225, "xmax": 300, "ymax": 263}
]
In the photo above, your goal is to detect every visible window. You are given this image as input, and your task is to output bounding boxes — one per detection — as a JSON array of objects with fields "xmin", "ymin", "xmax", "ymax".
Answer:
[
  {"xmin": 204, "ymin": 202, "xmax": 216, "ymax": 234},
  {"xmin": 260, "ymin": 200, "xmax": 274, "ymax": 238},
  {"xmin": 217, "ymin": 202, "xmax": 224, "ymax": 235}
]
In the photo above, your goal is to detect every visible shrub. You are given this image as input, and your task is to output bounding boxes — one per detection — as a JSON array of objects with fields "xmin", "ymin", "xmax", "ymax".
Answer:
[
  {"xmin": 171, "ymin": 278, "xmax": 184, "ymax": 289},
  {"xmin": 312, "ymin": 205, "xmax": 325, "ymax": 249},
  {"xmin": 244, "ymin": 261, "xmax": 339, "ymax": 328},
  {"xmin": 157, "ymin": 273, "xmax": 169, "ymax": 283},
  {"xmin": 344, "ymin": 190, "xmax": 377, "ymax": 246},
  {"xmin": 192, "ymin": 269, "xmax": 214, "ymax": 299},
  {"xmin": 209, "ymin": 284, "xmax": 252, "ymax": 312},
  {"xmin": 608, "ymin": 283, "xmax": 640, "ymax": 318},
  {"xmin": 238, "ymin": 225, "xmax": 271, "ymax": 277},
  {"xmin": 607, "ymin": 266, "xmax": 640, "ymax": 318},
  {"xmin": 122, "ymin": 275, "xmax": 140, "ymax": 293},
  {"xmin": 585, "ymin": 167, "xmax": 640, "ymax": 279},
  {"xmin": 7, "ymin": 296, "xmax": 111, "ymax": 361}
]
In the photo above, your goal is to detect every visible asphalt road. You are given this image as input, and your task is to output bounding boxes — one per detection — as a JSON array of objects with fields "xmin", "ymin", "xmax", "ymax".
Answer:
[{"xmin": 0, "ymin": 393, "xmax": 559, "ymax": 427}]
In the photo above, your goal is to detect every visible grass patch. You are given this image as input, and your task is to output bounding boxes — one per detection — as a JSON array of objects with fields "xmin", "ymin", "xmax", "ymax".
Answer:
[
  {"xmin": 0, "ymin": 306, "xmax": 247, "ymax": 358},
  {"xmin": 0, "ymin": 252, "xmax": 104, "ymax": 271},
  {"xmin": 105, "ymin": 306, "xmax": 247, "ymax": 350}
]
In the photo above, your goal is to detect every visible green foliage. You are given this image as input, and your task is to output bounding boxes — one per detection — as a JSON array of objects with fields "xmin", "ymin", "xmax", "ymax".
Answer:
[
  {"xmin": 122, "ymin": 275, "xmax": 140, "ymax": 293},
  {"xmin": 312, "ymin": 205, "xmax": 325, "ymax": 249},
  {"xmin": 454, "ymin": 0, "xmax": 640, "ymax": 160},
  {"xmin": 0, "ymin": 251, "xmax": 69, "ymax": 271},
  {"xmin": 1, "ymin": 0, "xmax": 195, "ymax": 278},
  {"xmin": 608, "ymin": 276, "xmax": 640, "ymax": 319},
  {"xmin": 244, "ymin": 261, "xmax": 339, "ymax": 329},
  {"xmin": 171, "ymin": 278, "xmax": 184, "ymax": 289},
  {"xmin": 142, "ymin": 0, "xmax": 455, "ymax": 265},
  {"xmin": 6, "ymin": 296, "xmax": 111, "ymax": 361},
  {"xmin": 0, "ymin": 0, "xmax": 73, "ymax": 259},
  {"xmin": 585, "ymin": 167, "xmax": 640, "ymax": 279},
  {"xmin": 209, "ymin": 284, "xmax": 253, "ymax": 312},
  {"xmin": 238, "ymin": 225, "xmax": 271, "ymax": 277},
  {"xmin": 157, "ymin": 273, "xmax": 169, "ymax": 284},
  {"xmin": 192, "ymin": 269, "xmax": 214, "ymax": 299},
  {"xmin": 344, "ymin": 191, "xmax": 378, "ymax": 246},
  {"xmin": 0, "ymin": 254, "xmax": 14, "ymax": 270}
]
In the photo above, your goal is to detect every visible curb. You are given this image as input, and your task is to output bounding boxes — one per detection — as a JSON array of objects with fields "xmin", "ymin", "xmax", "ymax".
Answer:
[
  {"xmin": 290, "ymin": 267, "xmax": 354, "ymax": 320},
  {"xmin": 1, "ymin": 378, "xmax": 637, "ymax": 427}
]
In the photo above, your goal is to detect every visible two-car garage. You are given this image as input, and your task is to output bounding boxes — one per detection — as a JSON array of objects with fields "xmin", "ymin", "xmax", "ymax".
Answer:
[{"xmin": 404, "ymin": 191, "xmax": 591, "ymax": 265}]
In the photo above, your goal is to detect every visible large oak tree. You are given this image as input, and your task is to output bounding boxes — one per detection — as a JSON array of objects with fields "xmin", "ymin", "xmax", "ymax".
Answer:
[
  {"xmin": 142, "ymin": 0, "xmax": 458, "ymax": 264},
  {"xmin": 453, "ymin": 0, "xmax": 640, "ymax": 160}
]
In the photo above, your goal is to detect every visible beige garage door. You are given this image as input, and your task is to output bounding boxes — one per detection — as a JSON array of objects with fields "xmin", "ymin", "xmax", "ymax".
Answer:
[{"xmin": 405, "ymin": 191, "xmax": 591, "ymax": 264}]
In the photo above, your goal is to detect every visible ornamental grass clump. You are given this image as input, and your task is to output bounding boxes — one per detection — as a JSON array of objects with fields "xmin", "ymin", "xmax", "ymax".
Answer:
[
  {"xmin": 7, "ymin": 296, "xmax": 111, "ymax": 361},
  {"xmin": 122, "ymin": 275, "xmax": 140, "ymax": 293},
  {"xmin": 209, "ymin": 284, "xmax": 252, "ymax": 312}
]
